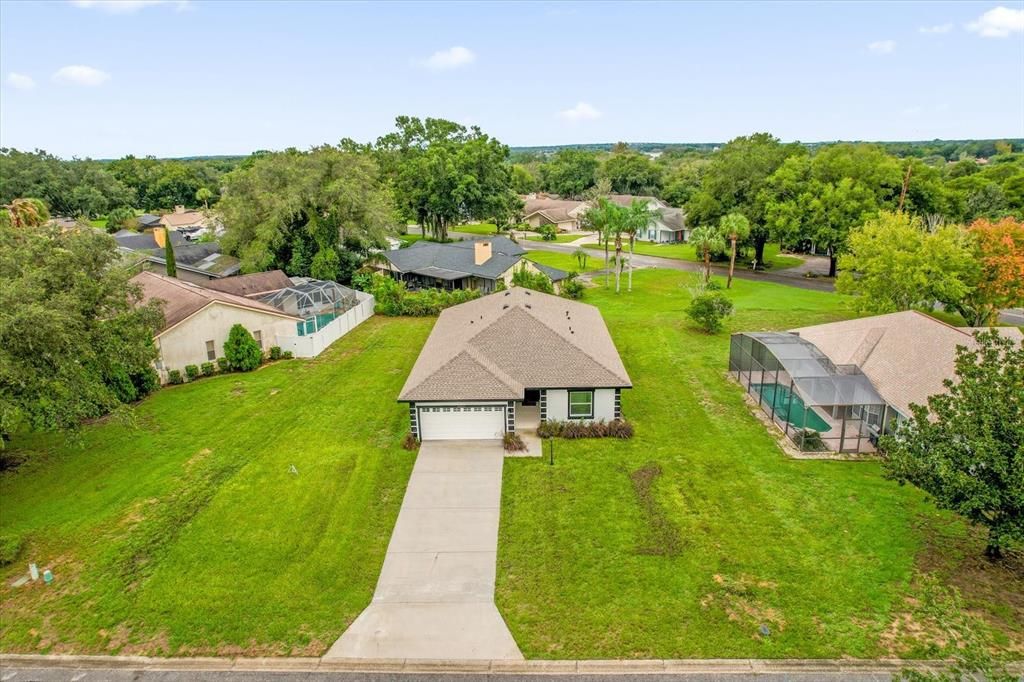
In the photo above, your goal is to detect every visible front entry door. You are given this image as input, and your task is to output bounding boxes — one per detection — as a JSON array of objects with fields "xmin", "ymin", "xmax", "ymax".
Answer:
[{"xmin": 522, "ymin": 389, "xmax": 540, "ymax": 406}]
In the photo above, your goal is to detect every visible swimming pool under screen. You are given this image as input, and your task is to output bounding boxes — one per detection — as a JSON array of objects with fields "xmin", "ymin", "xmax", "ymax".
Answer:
[{"xmin": 750, "ymin": 383, "xmax": 831, "ymax": 432}]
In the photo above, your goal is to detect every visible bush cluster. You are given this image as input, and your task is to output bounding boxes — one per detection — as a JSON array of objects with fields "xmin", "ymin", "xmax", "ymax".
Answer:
[
  {"xmin": 185, "ymin": 364, "xmax": 200, "ymax": 381},
  {"xmin": 200, "ymin": 362, "xmax": 215, "ymax": 376},
  {"xmin": 223, "ymin": 324, "xmax": 262, "ymax": 371},
  {"xmin": 512, "ymin": 267, "xmax": 555, "ymax": 294},
  {"xmin": 0, "ymin": 533, "xmax": 24, "ymax": 567},
  {"xmin": 503, "ymin": 432, "xmax": 527, "ymax": 452},
  {"xmin": 561, "ymin": 272, "xmax": 585, "ymax": 300},
  {"xmin": 365, "ymin": 273, "xmax": 482, "ymax": 316},
  {"xmin": 269, "ymin": 346, "xmax": 282, "ymax": 360},
  {"xmin": 537, "ymin": 419, "xmax": 634, "ymax": 439},
  {"xmin": 537, "ymin": 224, "xmax": 558, "ymax": 241},
  {"xmin": 402, "ymin": 432, "xmax": 420, "ymax": 451},
  {"xmin": 687, "ymin": 290, "xmax": 734, "ymax": 334},
  {"xmin": 167, "ymin": 369, "xmax": 184, "ymax": 385}
]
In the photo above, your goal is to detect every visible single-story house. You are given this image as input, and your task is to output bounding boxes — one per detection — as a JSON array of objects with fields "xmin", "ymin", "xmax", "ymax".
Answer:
[
  {"xmin": 115, "ymin": 229, "xmax": 241, "ymax": 283},
  {"xmin": 137, "ymin": 214, "xmax": 163, "ymax": 229},
  {"xmin": 399, "ymin": 287, "xmax": 632, "ymax": 440},
  {"xmin": 520, "ymin": 194, "xmax": 687, "ymax": 240},
  {"xmin": 375, "ymin": 237, "xmax": 568, "ymax": 293},
  {"xmin": 160, "ymin": 205, "xmax": 210, "ymax": 230},
  {"xmin": 730, "ymin": 310, "xmax": 1023, "ymax": 453},
  {"xmin": 132, "ymin": 271, "xmax": 302, "ymax": 381},
  {"xmin": 521, "ymin": 198, "xmax": 590, "ymax": 232},
  {"xmin": 203, "ymin": 270, "xmax": 293, "ymax": 297}
]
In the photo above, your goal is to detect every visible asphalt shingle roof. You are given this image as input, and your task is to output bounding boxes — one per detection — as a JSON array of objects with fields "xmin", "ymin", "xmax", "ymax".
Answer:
[
  {"xmin": 383, "ymin": 237, "xmax": 528, "ymax": 280},
  {"xmin": 399, "ymin": 287, "xmax": 631, "ymax": 401}
]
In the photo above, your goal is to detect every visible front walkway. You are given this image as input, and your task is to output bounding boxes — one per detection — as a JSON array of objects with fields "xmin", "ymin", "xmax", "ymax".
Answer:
[{"xmin": 324, "ymin": 441, "xmax": 522, "ymax": 661}]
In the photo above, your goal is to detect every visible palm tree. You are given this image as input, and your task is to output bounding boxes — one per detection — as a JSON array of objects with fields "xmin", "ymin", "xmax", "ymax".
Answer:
[
  {"xmin": 3, "ymin": 198, "xmax": 49, "ymax": 228},
  {"xmin": 624, "ymin": 199, "xmax": 659, "ymax": 292},
  {"xmin": 583, "ymin": 198, "xmax": 617, "ymax": 288},
  {"xmin": 719, "ymin": 212, "xmax": 751, "ymax": 289},
  {"xmin": 689, "ymin": 225, "xmax": 725, "ymax": 284}
]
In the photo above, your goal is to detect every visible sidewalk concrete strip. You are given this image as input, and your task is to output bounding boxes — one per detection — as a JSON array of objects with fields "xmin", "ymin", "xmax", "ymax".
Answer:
[{"xmin": 324, "ymin": 440, "xmax": 523, "ymax": 661}]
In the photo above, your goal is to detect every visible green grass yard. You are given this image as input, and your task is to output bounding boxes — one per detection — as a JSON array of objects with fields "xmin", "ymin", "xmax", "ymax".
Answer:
[
  {"xmin": 496, "ymin": 270, "xmax": 1023, "ymax": 659},
  {"xmin": 1, "ymin": 269, "xmax": 1020, "ymax": 659},
  {"xmin": 451, "ymin": 223, "xmax": 500, "ymax": 236},
  {"xmin": 582, "ymin": 242, "xmax": 803, "ymax": 270},
  {"xmin": 524, "ymin": 233, "xmax": 584, "ymax": 244},
  {"xmin": 0, "ymin": 317, "xmax": 433, "ymax": 656},
  {"xmin": 525, "ymin": 251, "xmax": 602, "ymax": 274}
]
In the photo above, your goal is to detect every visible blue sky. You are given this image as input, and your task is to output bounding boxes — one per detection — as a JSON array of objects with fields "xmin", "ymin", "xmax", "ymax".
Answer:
[{"xmin": 1, "ymin": 1, "xmax": 1022, "ymax": 158}]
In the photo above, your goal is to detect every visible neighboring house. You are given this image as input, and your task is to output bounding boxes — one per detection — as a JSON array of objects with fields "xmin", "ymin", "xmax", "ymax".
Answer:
[
  {"xmin": 160, "ymin": 205, "xmax": 209, "ymax": 231},
  {"xmin": 132, "ymin": 271, "xmax": 302, "ymax": 381},
  {"xmin": 203, "ymin": 270, "xmax": 293, "ymax": 297},
  {"xmin": 730, "ymin": 310, "xmax": 1024, "ymax": 453},
  {"xmin": 114, "ymin": 229, "xmax": 241, "ymax": 283},
  {"xmin": 521, "ymin": 198, "xmax": 590, "ymax": 232},
  {"xmin": 520, "ymin": 194, "xmax": 687, "ymax": 241},
  {"xmin": 137, "ymin": 214, "xmax": 163, "ymax": 230},
  {"xmin": 375, "ymin": 237, "xmax": 568, "ymax": 293},
  {"xmin": 399, "ymin": 287, "xmax": 632, "ymax": 440}
]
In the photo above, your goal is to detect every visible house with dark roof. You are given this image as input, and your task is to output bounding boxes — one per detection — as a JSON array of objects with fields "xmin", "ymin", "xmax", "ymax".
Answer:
[
  {"xmin": 375, "ymin": 237, "xmax": 568, "ymax": 293},
  {"xmin": 399, "ymin": 287, "xmax": 631, "ymax": 440},
  {"xmin": 114, "ymin": 229, "xmax": 241, "ymax": 283}
]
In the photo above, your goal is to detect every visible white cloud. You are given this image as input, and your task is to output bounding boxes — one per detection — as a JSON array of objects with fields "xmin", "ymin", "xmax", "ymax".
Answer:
[
  {"xmin": 919, "ymin": 22, "xmax": 953, "ymax": 34},
  {"xmin": 966, "ymin": 6, "xmax": 1024, "ymax": 38},
  {"xmin": 558, "ymin": 101, "xmax": 601, "ymax": 122},
  {"xmin": 867, "ymin": 40, "xmax": 896, "ymax": 54},
  {"xmin": 52, "ymin": 65, "xmax": 111, "ymax": 86},
  {"xmin": 416, "ymin": 46, "xmax": 476, "ymax": 71},
  {"xmin": 7, "ymin": 72, "xmax": 36, "ymax": 90},
  {"xmin": 69, "ymin": 0, "xmax": 190, "ymax": 13}
]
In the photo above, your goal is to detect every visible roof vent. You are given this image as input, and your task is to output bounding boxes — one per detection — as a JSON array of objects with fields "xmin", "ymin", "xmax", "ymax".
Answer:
[
  {"xmin": 503, "ymin": 304, "xmax": 509, "ymax": 309},
  {"xmin": 525, "ymin": 290, "xmax": 531, "ymax": 295},
  {"xmin": 525, "ymin": 304, "xmax": 531, "ymax": 309},
  {"xmin": 504, "ymin": 291, "xmax": 510, "ymax": 296}
]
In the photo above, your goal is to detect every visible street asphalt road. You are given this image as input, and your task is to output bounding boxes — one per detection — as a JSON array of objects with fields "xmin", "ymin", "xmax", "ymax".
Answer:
[{"xmin": 0, "ymin": 669, "xmax": 899, "ymax": 681}]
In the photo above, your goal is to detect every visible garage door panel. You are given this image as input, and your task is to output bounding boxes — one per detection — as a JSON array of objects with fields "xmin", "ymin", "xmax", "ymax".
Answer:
[{"xmin": 419, "ymin": 404, "xmax": 505, "ymax": 441}]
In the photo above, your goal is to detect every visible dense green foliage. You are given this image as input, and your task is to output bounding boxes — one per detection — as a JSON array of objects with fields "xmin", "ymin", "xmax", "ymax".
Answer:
[
  {"xmin": 687, "ymin": 290, "xmax": 734, "ymax": 333},
  {"xmin": 0, "ymin": 222, "xmax": 163, "ymax": 441},
  {"xmin": 881, "ymin": 331, "xmax": 1024, "ymax": 558},
  {"xmin": 511, "ymin": 266, "xmax": 555, "ymax": 294},
  {"xmin": 223, "ymin": 324, "xmax": 262, "ymax": 372},
  {"xmin": 373, "ymin": 117, "xmax": 520, "ymax": 241},
  {"xmin": 360, "ymin": 273, "xmax": 482, "ymax": 316},
  {"xmin": 0, "ymin": 148, "xmax": 235, "ymax": 217},
  {"xmin": 218, "ymin": 145, "xmax": 393, "ymax": 278}
]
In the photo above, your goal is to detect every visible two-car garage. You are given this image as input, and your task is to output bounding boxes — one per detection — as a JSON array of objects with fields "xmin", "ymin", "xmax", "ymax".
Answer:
[{"xmin": 416, "ymin": 403, "xmax": 506, "ymax": 441}]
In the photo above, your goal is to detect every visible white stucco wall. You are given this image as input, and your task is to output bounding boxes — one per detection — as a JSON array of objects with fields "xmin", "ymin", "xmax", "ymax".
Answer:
[
  {"xmin": 545, "ymin": 388, "xmax": 617, "ymax": 421},
  {"xmin": 155, "ymin": 302, "xmax": 296, "ymax": 376}
]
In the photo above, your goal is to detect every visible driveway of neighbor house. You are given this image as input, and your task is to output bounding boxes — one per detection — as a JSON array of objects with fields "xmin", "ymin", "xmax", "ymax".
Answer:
[{"xmin": 325, "ymin": 440, "xmax": 522, "ymax": 661}]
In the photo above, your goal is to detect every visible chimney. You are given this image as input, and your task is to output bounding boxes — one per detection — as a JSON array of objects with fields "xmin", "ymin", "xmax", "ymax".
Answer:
[
  {"xmin": 174, "ymin": 205, "xmax": 185, "ymax": 214},
  {"xmin": 474, "ymin": 240, "xmax": 492, "ymax": 265}
]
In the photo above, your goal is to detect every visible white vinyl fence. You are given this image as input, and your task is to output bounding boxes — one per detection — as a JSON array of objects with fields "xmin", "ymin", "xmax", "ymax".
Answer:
[{"xmin": 275, "ymin": 291, "xmax": 375, "ymax": 358}]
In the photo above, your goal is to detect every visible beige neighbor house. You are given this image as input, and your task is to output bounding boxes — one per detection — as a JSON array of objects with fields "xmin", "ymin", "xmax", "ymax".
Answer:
[
  {"xmin": 399, "ymin": 287, "xmax": 632, "ymax": 440},
  {"xmin": 160, "ymin": 205, "xmax": 211, "ymax": 231},
  {"xmin": 520, "ymin": 193, "xmax": 687, "ymax": 242},
  {"xmin": 729, "ymin": 310, "xmax": 1023, "ymax": 454},
  {"xmin": 132, "ymin": 271, "xmax": 301, "ymax": 381}
]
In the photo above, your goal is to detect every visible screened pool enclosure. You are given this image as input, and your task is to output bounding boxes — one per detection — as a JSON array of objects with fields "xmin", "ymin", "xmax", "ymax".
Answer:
[
  {"xmin": 729, "ymin": 332, "xmax": 888, "ymax": 453},
  {"xmin": 256, "ymin": 278, "xmax": 361, "ymax": 337}
]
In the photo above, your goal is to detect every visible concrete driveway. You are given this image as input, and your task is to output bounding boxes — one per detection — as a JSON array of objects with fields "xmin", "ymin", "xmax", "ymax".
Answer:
[{"xmin": 325, "ymin": 440, "xmax": 522, "ymax": 661}]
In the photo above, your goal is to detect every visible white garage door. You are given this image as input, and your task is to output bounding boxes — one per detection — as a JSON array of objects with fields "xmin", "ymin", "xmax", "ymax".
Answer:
[{"xmin": 418, "ymin": 404, "xmax": 506, "ymax": 441}]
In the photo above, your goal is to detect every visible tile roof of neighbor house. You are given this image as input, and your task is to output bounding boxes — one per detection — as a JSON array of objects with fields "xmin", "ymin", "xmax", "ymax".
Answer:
[
  {"xmin": 131, "ymin": 271, "xmax": 301, "ymax": 334},
  {"xmin": 521, "ymin": 198, "xmax": 585, "ymax": 223},
  {"xmin": 203, "ymin": 270, "xmax": 293, "ymax": 297},
  {"xmin": 399, "ymin": 287, "xmax": 632, "ymax": 401},
  {"xmin": 383, "ymin": 236, "xmax": 533, "ymax": 280},
  {"xmin": 160, "ymin": 210, "xmax": 208, "ymax": 228},
  {"xmin": 790, "ymin": 310, "xmax": 1023, "ymax": 417}
]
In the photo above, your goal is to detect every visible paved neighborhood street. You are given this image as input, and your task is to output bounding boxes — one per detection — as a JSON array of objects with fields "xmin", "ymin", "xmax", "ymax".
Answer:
[{"xmin": 326, "ymin": 442, "xmax": 521, "ymax": 661}]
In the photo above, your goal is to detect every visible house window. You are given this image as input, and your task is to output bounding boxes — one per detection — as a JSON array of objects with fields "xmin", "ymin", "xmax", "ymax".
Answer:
[
  {"xmin": 205, "ymin": 340, "xmax": 216, "ymax": 361},
  {"xmin": 568, "ymin": 390, "xmax": 594, "ymax": 419},
  {"xmin": 253, "ymin": 330, "xmax": 262, "ymax": 349}
]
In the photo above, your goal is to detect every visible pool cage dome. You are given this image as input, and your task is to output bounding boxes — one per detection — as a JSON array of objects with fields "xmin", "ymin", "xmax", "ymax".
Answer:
[
  {"xmin": 257, "ymin": 278, "xmax": 361, "ymax": 336},
  {"xmin": 729, "ymin": 332, "xmax": 887, "ymax": 453}
]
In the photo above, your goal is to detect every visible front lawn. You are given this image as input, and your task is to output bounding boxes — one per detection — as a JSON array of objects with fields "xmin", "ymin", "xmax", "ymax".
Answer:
[
  {"xmin": 452, "ymin": 223, "xmax": 500, "ymax": 236},
  {"xmin": 581, "ymin": 242, "xmax": 803, "ymax": 270},
  {"xmin": 496, "ymin": 269, "xmax": 1023, "ymax": 659},
  {"xmin": 524, "ymin": 233, "xmax": 586, "ymax": 244},
  {"xmin": 526, "ymin": 251, "xmax": 602, "ymax": 274},
  {"xmin": 0, "ymin": 317, "xmax": 433, "ymax": 656}
]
